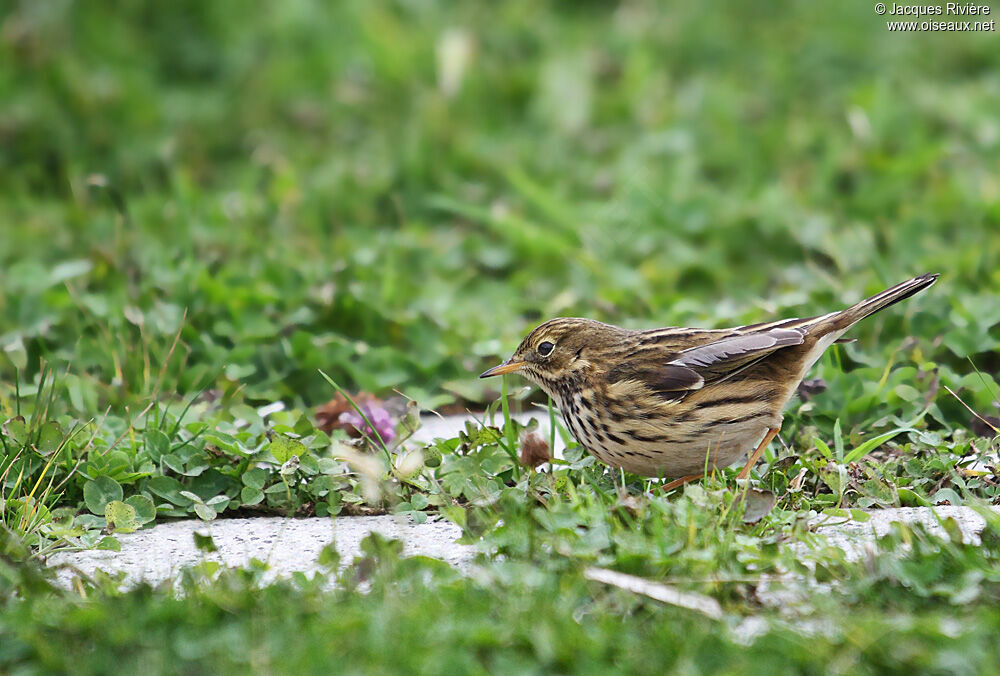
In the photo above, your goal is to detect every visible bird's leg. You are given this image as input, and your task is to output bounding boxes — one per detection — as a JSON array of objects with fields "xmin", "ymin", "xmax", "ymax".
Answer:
[
  {"xmin": 737, "ymin": 427, "xmax": 781, "ymax": 479},
  {"xmin": 609, "ymin": 467, "xmax": 624, "ymax": 498},
  {"xmin": 661, "ymin": 473, "xmax": 704, "ymax": 492}
]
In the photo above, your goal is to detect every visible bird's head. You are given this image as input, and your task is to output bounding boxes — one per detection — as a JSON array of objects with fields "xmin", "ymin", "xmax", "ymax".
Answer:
[{"xmin": 479, "ymin": 318, "xmax": 628, "ymax": 392}]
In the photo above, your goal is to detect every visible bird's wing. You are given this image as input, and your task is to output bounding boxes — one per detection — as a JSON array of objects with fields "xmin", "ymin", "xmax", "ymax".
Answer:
[
  {"xmin": 670, "ymin": 327, "xmax": 805, "ymax": 381},
  {"xmin": 608, "ymin": 327, "xmax": 805, "ymax": 401}
]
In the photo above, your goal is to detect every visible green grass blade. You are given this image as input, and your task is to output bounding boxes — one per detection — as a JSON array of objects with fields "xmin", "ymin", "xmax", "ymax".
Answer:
[
  {"xmin": 843, "ymin": 428, "xmax": 914, "ymax": 464},
  {"xmin": 318, "ymin": 369, "xmax": 391, "ymax": 465}
]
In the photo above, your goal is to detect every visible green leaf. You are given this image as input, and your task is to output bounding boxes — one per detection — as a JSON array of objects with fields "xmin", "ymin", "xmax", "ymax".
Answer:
[
  {"xmin": 833, "ymin": 419, "xmax": 844, "ymax": 463},
  {"xmin": 814, "ymin": 437, "xmax": 833, "ymax": 460},
  {"xmin": 75, "ymin": 514, "xmax": 107, "ymax": 530},
  {"xmin": 145, "ymin": 429, "xmax": 171, "ymax": 461},
  {"xmin": 96, "ymin": 536, "xmax": 121, "ymax": 552},
  {"xmin": 317, "ymin": 458, "xmax": 341, "ymax": 474},
  {"xmin": 162, "ymin": 453, "xmax": 187, "ymax": 475},
  {"xmin": 318, "ymin": 542, "xmax": 341, "ymax": 569},
  {"xmin": 147, "ymin": 476, "xmax": 194, "ymax": 506},
  {"xmin": 35, "ymin": 421, "xmax": 65, "ymax": 456},
  {"xmin": 2, "ymin": 416, "xmax": 28, "ymax": 447},
  {"xmin": 178, "ymin": 457, "xmax": 210, "ymax": 477},
  {"xmin": 2, "ymin": 337, "xmax": 27, "ymax": 371},
  {"xmin": 125, "ymin": 494, "xmax": 157, "ymax": 524},
  {"xmin": 240, "ymin": 486, "xmax": 264, "ymax": 505},
  {"xmin": 49, "ymin": 259, "xmax": 93, "ymax": 285},
  {"xmin": 440, "ymin": 505, "xmax": 466, "ymax": 529},
  {"xmin": 188, "ymin": 470, "xmax": 230, "ymax": 500},
  {"xmin": 898, "ymin": 487, "xmax": 932, "ymax": 507},
  {"xmin": 269, "ymin": 435, "xmax": 306, "ymax": 463},
  {"xmin": 820, "ymin": 464, "xmax": 848, "ymax": 500},
  {"xmin": 49, "ymin": 507, "xmax": 75, "ymax": 530},
  {"xmin": 84, "ymin": 476, "xmax": 123, "ymax": 515},
  {"xmin": 204, "ymin": 431, "xmax": 240, "ymax": 454},
  {"xmin": 849, "ymin": 509, "xmax": 871, "ymax": 522},
  {"xmin": 423, "ymin": 445, "xmax": 443, "ymax": 468},
  {"xmin": 104, "ymin": 500, "xmax": 139, "ymax": 533},
  {"xmin": 193, "ymin": 503, "xmax": 217, "ymax": 521},
  {"xmin": 843, "ymin": 428, "xmax": 912, "ymax": 464},
  {"xmin": 193, "ymin": 532, "xmax": 218, "ymax": 552},
  {"xmin": 933, "ymin": 487, "xmax": 963, "ymax": 507},
  {"xmin": 242, "ymin": 467, "xmax": 267, "ymax": 490}
]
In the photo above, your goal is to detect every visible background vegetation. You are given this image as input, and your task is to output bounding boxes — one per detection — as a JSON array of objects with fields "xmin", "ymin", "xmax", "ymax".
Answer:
[{"xmin": 1, "ymin": 0, "xmax": 999, "ymax": 672}]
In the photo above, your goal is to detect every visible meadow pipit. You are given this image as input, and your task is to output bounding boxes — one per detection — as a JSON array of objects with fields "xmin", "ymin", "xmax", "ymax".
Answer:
[{"xmin": 481, "ymin": 274, "xmax": 938, "ymax": 487}]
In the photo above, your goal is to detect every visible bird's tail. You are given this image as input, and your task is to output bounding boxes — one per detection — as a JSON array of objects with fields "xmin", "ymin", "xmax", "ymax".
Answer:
[{"xmin": 829, "ymin": 273, "xmax": 939, "ymax": 331}]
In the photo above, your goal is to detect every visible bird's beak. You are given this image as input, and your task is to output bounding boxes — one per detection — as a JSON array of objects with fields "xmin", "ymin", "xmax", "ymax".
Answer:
[{"xmin": 479, "ymin": 359, "xmax": 525, "ymax": 378}]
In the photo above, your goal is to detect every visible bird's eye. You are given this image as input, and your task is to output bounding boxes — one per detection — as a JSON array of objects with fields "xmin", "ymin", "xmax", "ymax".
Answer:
[{"xmin": 537, "ymin": 341, "xmax": 554, "ymax": 357}]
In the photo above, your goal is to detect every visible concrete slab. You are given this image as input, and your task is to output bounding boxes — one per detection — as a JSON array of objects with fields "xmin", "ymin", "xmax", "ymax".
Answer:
[
  {"xmin": 47, "ymin": 515, "xmax": 472, "ymax": 589},
  {"xmin": 47, "ymin": 506, "xmax": 999, "ymax": 593},
  {"xmin": 813, "ymin": 505, "xmax": 995, "ymax": 560},
  {"xmin": 754, "ymin": 506, "xmax": 999, "ymax": 610}
]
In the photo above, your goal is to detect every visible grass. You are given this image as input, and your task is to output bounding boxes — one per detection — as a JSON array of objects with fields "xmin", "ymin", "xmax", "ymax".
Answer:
[{"xmin": 2, "ymin": 0, "xmax": 1000, "ymax": 671}]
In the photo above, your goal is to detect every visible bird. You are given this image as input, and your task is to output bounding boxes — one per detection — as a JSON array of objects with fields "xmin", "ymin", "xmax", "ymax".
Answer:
[{"xmin": 480, "ymin": 274, "xmax": 938, "ymax": 488}]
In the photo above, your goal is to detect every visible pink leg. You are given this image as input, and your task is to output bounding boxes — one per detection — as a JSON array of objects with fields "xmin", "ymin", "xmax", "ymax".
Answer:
[
  {"xmin": 737, "ymin": 427, "xmax": 781, "ymax": 479},
  {"xmin": 661, "ymin": 473, "xmax": 704, "ymax": 492}
]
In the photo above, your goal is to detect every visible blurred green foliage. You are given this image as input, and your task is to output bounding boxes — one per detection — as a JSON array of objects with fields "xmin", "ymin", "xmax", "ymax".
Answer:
[
  {"xmin": 2, "ymin": 0, "xmax": 997, "ymax": 413},
  {"xmin": 6, "ymin": 520, "xmax": 1000, "ymax": 674}
]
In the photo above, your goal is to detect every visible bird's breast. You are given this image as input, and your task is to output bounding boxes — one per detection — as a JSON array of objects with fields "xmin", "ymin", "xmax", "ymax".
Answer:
[{"xmin": 554, "ymin": 387, "xmax": 781, "ymax": 477}]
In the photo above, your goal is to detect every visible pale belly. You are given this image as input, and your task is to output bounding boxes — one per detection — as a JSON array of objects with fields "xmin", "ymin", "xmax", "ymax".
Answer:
[
  {"xmin": 557, "ymin": 396, "xmax": 781, "ymax": 478},
  {"xmin": 568, "ymin": 416, "xmax": 771, "ymax": 477}
]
